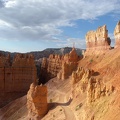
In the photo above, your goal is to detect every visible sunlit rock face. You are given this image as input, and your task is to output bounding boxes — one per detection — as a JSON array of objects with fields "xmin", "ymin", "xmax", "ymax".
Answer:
[
  {"xmin": 57, "ymin": 47, "xmax": 80, "ymax": 80},
  {"xmin": 71, "ymin": 66, "xmax": 114, "ymax": 105},
  {"xmin": 114, "ymin": 21, "xmax": 120, "ymax": 48},
  {"xmin": 85, "ymin": 25, "xmax": 111, "ymax": 55},
  {"xmin": 27, "ymin": 83, "xmax": 48, "ymax": 120}
]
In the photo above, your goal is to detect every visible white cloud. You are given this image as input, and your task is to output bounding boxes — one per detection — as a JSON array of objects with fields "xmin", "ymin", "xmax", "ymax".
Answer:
[
  {"xmin": 57, "ymin": 37, "xmax": 86, "ymax": 49},
  {"xmin": 4, "ymin": 0, "xmax": 17, "ymax": 8},
  {"xmin": 0, "ymin": 0, "xmax": 120, "ymax": 44}
]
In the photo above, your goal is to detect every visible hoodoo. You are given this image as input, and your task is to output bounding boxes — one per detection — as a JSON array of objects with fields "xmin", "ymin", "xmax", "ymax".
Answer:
[
  {"xmin": 85, "ymin": 25, "xmax": 111, "ymax": 55},
  {"xmin": 114, "ymin": 21, "xmax": 120, "ymax": 48}
]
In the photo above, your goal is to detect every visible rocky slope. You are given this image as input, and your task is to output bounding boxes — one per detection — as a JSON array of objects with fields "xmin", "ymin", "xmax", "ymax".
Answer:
[
  {"xmin": 1, "ymin": 47, "xmax": 120, "ymax": 120},
  {"xmin": 0, "ymin": 21, "xmax": 120, "ymax": 120}
]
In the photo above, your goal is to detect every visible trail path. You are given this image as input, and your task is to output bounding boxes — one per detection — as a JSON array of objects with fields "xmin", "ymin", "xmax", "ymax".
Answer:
[{"xmin": 62, "ymin": 106, "xmax": 76, "ymax": 120}]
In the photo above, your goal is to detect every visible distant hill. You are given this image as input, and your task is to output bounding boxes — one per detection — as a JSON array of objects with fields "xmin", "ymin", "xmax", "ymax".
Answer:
[
  {"xmin": 29, "ymin": 47, "xmax": 83, "ymax": 60},
  {"xmin": 0, "ymin": 47, "xmax": 84, "ymax": 60}
]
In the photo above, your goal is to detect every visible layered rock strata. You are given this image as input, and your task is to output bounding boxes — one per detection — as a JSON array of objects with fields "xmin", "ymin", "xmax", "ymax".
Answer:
[
  {"xmin": 85, "ymin": 25, "xmax": 111, "ymax": 55},
  {"xmin": 27, "ymin": 83, "xmax": 48, "ymax": 119},
  {"xmin": 40, "ymin": 55, "xmax": 62, "ymax": 83},
  {"xmin": 57, "ymin": 47, "xmax": 80, "ymax": 80},
  {"xmin": 0, "ymin": 53, "xmax": 37, "ymax": 107},
  {"xmin": 40, "ymin": 47, "xmax": 80, "ymax": 82},
  {"xmin": 114, "ymin": 21, "xmax": 120, "ymax": 48},
  {"xmin": 47, "ymin": 54, "xmax": 62, "ymax": 78}
]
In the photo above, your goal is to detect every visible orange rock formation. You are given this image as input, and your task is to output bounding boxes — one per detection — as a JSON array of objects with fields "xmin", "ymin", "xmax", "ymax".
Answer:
[
  {"xmin": 40, "ymin": 47, "xmax": 81, "ymax": 81},
  {"xmin": 0, "ymin": 53, "xmax": 37, "ymax": 107},
  {"xmin": 85, "ymin": 25, "xmax": 111, "ymax": 55},
  {"xmin": 27, "ymin": 83, "xmax": 48, "ymax": 119},
  {"xmin": 57, "ymin": 47, "xmax": 80, "ymax": 80},
  {"xmin": 40, "ymin": 55, "xmax": 62, "ymax": 83},
  {"xmin": 1, "ymin": 21, "xmax": 120, "ymax": 120},
  {"xmin": 114, "ymin": 21, "xmax": 120, "ymax": 48}
]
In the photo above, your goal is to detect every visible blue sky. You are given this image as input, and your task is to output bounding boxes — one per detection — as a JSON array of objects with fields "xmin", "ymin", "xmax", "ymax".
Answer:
[{"xmin": 0, "ymin": 0, "xmax": 120, "ymax": 52}]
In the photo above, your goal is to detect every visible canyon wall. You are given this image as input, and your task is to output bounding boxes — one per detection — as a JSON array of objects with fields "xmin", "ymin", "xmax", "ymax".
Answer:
[
  {"xmin": 40, "ymin": 47, "xmax": 81, "ymax": 82},
  {"xmin": 0, "ymin": 53, "xmax": 37, "ymax": 107},
  {"xmin": 40, "ymin": 55, "xmax": 62, "ymax": 83}
]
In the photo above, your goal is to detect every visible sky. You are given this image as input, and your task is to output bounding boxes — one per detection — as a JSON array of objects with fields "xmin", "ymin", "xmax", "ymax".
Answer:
[{"xmin": 0, "ymin": 0, "xmax": 120, "ymax": 53}]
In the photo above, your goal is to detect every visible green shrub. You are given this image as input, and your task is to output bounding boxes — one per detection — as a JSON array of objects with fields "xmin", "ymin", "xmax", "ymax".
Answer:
[
  {"xmin": 75, "ymin": 103, "xmax": 83, "ymax": 111},
  {"xmin": 50, "ymin": 99, "xmax": 52, "ymax": 103},
  {"xmin": 90, "ymin": 59, "xmax": 93, "ymax": 63}
]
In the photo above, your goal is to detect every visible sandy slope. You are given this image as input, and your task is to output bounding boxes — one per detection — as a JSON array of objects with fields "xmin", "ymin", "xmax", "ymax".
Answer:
[{"xmin": 0, "ymin": 96, "xmax": 27, "ymax": 120}]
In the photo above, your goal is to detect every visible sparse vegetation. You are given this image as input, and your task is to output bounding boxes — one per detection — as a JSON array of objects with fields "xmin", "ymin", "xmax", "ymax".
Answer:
[
  {"xmin": 90, "ymin": 59, "xmax": 93, "ymax": 63},
  {"xmin": 50, "ymin": 99, "xmax": 53, "ymax": 103},
  {"xmin": 75, "ymin": 103, "xmax": 83, "ymax": 111}
]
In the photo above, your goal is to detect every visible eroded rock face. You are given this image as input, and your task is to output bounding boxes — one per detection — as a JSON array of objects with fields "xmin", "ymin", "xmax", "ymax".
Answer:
[
  {"xmin": 0, "ymin": 53, "xmax": 37, "ymax": 107},
  {"xmin": 57, "ymin": 47, "xmax": 80, "ymax": 80},
  {"xmin": 40, "ymin": 55, "xmax": 62, "ymax": 83},
  {"xmin": 27, "ymin": 83, "xmax": 48, "ymax": 120},
  {"xmin": 71, "ymin": 66, "xmax": 114, "ymax": 104},
  {"xmin": 85, "ymin": 25, "xmax": 111, "ymax": 55},
  {"xmin": 40, "ymin": 47, "xmax": 81, "ymax": 81},
  {"xmin": 114, "ymin": 21, "xmax": 120, "ymax": 48},
  {"xmin": 71, "ymin": 67, "xmax": 93, "ymax": 85},
  {"xmin": 87, "ymin": 78, "xmax": 114, "ymax": 104},
  {"xmin": 71, "ymin": 67, "xmax": 94, "ymax": 97},
  {"xmin": 47, "ymin": 54, "xmax": 62, "ymax": 77}
]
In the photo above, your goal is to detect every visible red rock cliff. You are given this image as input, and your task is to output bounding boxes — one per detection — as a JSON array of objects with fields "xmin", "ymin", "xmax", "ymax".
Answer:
[{"xmin": 0, "ymin": 53, "xmax": 37, "ymax": 107}]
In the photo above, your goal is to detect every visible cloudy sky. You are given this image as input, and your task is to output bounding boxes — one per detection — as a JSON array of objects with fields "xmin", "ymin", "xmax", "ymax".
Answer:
[{"xmin": 0, "ymin": 0, "xmax": 120, "ymax": 52}]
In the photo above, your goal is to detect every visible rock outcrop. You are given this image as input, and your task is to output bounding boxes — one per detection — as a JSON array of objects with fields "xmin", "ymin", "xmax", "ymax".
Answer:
[
  {"xmin": 40, "ymin": 47, "xmax": 81, "ymax": 82},
  {"xmin": 87, "ymin": 78, "xmax": 114, "ymax": 104},
  {"xmin": 71, "ymin": 67, "xmax": 94, "ymax": 97},
  {"xmin": 71, "ymin": 67, "xmax": 93, "ymax": 84},
  {"xmin": 85, "ymin": 25, "xmax": 111, "ymax": 55},
  {"xmin": 40, "ymin": 55, "xmax": 62, "ymax": 83},
  {"xmin": 27, "ymin": 83, "xmax": 48, "ymax": 119},
  {"xmin": 114, "ymin": 21, "xmax": 120, "ymax": 48},
  {"xmin": 71, "ymin": 66, "xmax": 114, "ymax": 104},
  {"xmin": 47, "ymin": 54, "xmax": 62, "ymax": 78},
  {"xmin": 57, "ymin": 47, "xmax": 80, "ymax": 80},
  {"xmin": 0, "ymin": 53, "xmax": 37, "ymax": 107}
]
